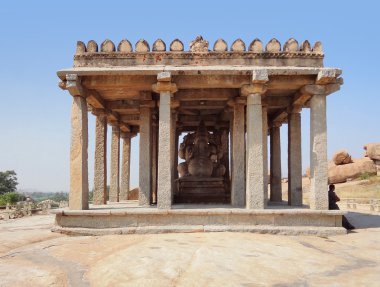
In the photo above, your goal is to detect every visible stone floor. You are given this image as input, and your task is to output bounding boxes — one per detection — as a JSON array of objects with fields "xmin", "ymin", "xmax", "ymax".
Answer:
[{"xmin": 0, "ymin": 211, "xmax": 380, "ymax": 287}]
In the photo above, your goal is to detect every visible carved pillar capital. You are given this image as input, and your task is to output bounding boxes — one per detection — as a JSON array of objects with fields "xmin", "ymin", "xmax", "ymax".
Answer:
[
  {"xmin": 61, "ymin": 74, "xmax": 87, "ymax": 97},
  {"xmin": 240, "ymin": 84, "xmax": 267, "ymax": 97}
]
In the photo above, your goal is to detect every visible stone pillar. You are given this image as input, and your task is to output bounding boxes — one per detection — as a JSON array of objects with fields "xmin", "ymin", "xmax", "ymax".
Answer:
[
  {"xmin": 139, "ymin": 107, "xmax": 152, "ymax": 206},
  {"xmin": 93, "ymin": 113, "xmax": 107, "ymax": 205},
  {"xmin": 246, "ymin": 94, "xmax": 265, "ymax": 209},
  {"xmin": 120, "ymin": 133, "xmax": 131, "ymax": 201},
  {"xmin": 231, "ymin": 103, "xmax": 245, "ymax": 207},
  {"xmin": 157, "ymin": 91, "xmax": 172, "ymax": 209},
  {"xmin": 154, "ymin": 73, "xmax": 177, "ymax": 209},
  {"xmin": 151, "ymin": 117, "xmax": 158, "ymax": 204},
  {"xmin": 288, "ymin": 112, "xmax": 302, "ymax": 206},
  {"xmin": 270, "ymin": 124, "xmax": 282, "ymax": 202},
  {"xmin": 69, "ymin": 96, "xmax": 89, "ymax": 210},
  {"xmin": 229, "ymin": 111, "xmax": 234, "ymax": 182},
  {"xmin": 171, "ymin": 111, "xmax": 177, "ymax": 196},
  {"xmin": 310, "ymin": 95, "xmax": 328, "ymax": 210},
  {"xmin": 174, "ymin": 130, "xmax": 179, "ymax": 180},
  {"xmin": 109, "ymin": 126, "xmax": 120, "ymax": 202},
  {"xmin": 262, "ymin": 105, "xmax": 268, "ymax": 204}
]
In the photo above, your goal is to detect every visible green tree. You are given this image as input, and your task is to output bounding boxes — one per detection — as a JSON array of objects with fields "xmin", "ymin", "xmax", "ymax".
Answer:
[
  {"xmin": 0, "ymin": 192, "xmax": 22, "ymax": 205},
  {"xmin": 0, "ymin": 170, "xmax": 18, "ymax": 195}
]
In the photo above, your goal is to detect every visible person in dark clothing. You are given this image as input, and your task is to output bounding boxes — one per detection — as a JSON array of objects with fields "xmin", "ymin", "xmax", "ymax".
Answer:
[{"xmin": 328, "ymin": 184, "xmax": 355, "ymax": 230}]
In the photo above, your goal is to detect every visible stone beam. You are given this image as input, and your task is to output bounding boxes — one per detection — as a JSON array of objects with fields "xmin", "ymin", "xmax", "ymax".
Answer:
[
  {"xmin": 263, "ymin": 96, "xmax": 292, "ymax": 108},
  {"xmin": 270, "ymin": 110, "xmax": 288, "ymax": 124},
  {"xmin": 175, "ymin": 89, "xmax": 238, "ymax": 101},
  {"xmin": 86, "ymin": 89, "xmax": 106, "ymax": 109},
  {"xmin": 301, "ymin": 83, "xmax": 341, "ymax": 96},
  {"xmin": 179, "ymin": 100, "xmax": 227, "ymax": 109}
]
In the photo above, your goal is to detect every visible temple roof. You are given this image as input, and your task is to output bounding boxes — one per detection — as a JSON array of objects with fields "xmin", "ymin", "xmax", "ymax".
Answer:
[
  {"xmin": 57, "ymin": 36, "xmax": 343, "ymax": 134},
  {"xmin": 71, "ymin": 36, "xmax": 325, "ymax": 68}
]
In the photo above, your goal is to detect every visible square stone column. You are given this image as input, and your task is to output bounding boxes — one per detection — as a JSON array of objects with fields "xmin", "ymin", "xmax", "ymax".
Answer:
[
  {"xmin": 270, "ymin": 124, "xmax": 282, "ymax": 202},
  {"xmin": 262, "ymin": 105, "xmax": 269, "ymax": 204},
  {"xmin": 310, "ymin": 95, "xmax": 328, "ymax": 210},
  {"xmin": 157, "ymin": 91, "xmax": 172, "ymax": 209},
  {"xmin": 171, "ymin": 111, "xmax": 177, "ymax": 196},
  {"xmin": 69, "ymin": 96, "xmax": 89, "ymax": 210},
  {"xmin": 151, "ymin": 118, "xmax": 158, "ymax": 204},
  {"xmin": 231, "ymin": 103, "xmax": 245, "ymax": 207},
  {"xmin": 93, "ymin": 113, "xmax": 107, "ymax": 205},
  {"xmin": 246, "ymin": 94, "xmax": 265, "ymax": 209},
  {"xmin": 109, "ymin": 126, "xmax": 120, "ymax": 202},
  {"xmin": 120, "ymin": 133, "xmax": 131, "ymax": 201},
  {"xmin": 288, "ymin": 112, "xmax": 302, "ymax": 206},
  {"xmin": 139, "ymin": 107, "xmax": 152, "ymax": 206}
]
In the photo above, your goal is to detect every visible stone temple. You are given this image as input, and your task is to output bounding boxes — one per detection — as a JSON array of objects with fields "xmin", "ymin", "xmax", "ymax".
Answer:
[{"xmin": 54, "ymin": 36, "xmax": 346, "ymax": 235}]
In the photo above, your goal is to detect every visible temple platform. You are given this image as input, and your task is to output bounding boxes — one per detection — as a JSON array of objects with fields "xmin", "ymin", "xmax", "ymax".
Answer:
[
  {"xmin": 51, "ymin": 201, "xmax": 346, "ymax": 236},
  {"xmin": 175, "ymin": 177, "xmax": 230, "ymax": 204}
]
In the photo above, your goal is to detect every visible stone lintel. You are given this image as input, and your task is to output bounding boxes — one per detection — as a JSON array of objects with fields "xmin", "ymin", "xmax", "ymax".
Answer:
[
  {"xmin": 152, "ymin": 82, "xmax": 178, "ymax": 93},
  {"xmin": 301, "ymin": 83, "xmax": 341, "ymax": 96},
  {"xmin": 120, "ymin": 131, "xmax": 137, "ymax": 139},
  {"xmin": 228, "ymin": 96, "xmax": 247, "ymax": 107},
  {"xmin": 140, "ymin": 91, "xmax": 152, "ymax": 100},
  {"xmin": 58, "ymin": 67, "xmax": 342, "ymax": 80},
  {"xmin": 270, "ymin": 121, "xmax": 282, "ymax": 128},
  {"xmin": 170, "ymin": 99, "xmax": 180, "ymax": 109},
  {"xmin": 91, "ymin": 108, "xmax": 107, "ymax": 116},
  {"xmin": 240, "ymin": 84, "xmax": 267, "ymax": 97},
  {"xmin": 252, "ymin": 69, "xmax": 269, "ymax": 84},
  {"xmin": 139, "ymin": 100, "xmax": 156, "ymax": 108}
]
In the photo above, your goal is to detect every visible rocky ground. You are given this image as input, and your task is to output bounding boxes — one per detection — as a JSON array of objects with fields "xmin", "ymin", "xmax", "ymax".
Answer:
[{"xmin": 0, "ymin": 211, "xmax": 379, "ymax": 287}]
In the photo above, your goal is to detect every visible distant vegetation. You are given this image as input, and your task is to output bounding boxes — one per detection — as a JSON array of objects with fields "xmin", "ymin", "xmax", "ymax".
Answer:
[
  {"xmin": 0, "ymin": 170, "xmax": 22, "ymax": 205},
  {"xmin": 0, "ymin": 170, "xmax": 18, "ymax": 195},
  {"xmin": 0, "ymin": 170, "xmax": 69, "ymax": 206},
  {"xmin": 23, "ymin": 191, "xmax": 69, "ymax": 203}
]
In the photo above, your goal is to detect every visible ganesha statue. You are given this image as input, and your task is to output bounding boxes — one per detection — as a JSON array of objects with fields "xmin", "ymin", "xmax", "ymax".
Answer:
[{"xmin": 178, "ymin": 121, "xmax": 227, "ymax": 178}]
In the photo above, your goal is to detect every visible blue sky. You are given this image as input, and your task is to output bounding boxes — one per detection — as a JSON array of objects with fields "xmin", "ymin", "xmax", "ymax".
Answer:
[{"xmin": 0, "ymin": 1, "xmax": 379, "ymax": 192}]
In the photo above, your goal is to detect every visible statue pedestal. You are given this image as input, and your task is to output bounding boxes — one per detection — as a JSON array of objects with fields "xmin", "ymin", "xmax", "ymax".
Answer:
[{"xmin": 175, "ymin": 177, "xmax": 229, "ymax": 204}]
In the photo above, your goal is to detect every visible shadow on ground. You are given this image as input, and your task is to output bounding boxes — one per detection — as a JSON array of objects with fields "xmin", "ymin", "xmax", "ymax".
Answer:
[{"xmin": 345, "ymin": 211, "xmax": 380, "ymax": 229}]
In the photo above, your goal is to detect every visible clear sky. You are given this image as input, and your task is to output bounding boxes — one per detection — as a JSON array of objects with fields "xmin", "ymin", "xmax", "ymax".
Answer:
[{"xmin": 0, "ymin": 1, "xmax": 379, "ymax": 192}]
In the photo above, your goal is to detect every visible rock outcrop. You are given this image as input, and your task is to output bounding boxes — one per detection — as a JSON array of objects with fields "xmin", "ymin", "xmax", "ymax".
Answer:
[
  {"xmin": 328, "ymin": 158, "xmax": 377, "ymax": 184},
  {"xmin": 364, "ymin": 143, "xmax": 380, "ymax": 161},
  {"xmin": 332, "ymin": 150, "xmax": 352, "ymax": 165}
]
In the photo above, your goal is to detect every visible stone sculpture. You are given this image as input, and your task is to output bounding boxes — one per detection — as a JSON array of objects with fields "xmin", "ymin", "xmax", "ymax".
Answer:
[{"xmin": 178, "ymin": 121, "xmax": 226, "ymax": 178}]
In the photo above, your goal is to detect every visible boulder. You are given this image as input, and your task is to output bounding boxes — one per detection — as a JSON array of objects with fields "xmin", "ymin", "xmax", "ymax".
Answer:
[
  {"xmin": 364, "ymin": 143, "xmax": 380, "ymax": 161},
  {"xmin": 332, "ymin": 150, "xmax": 352, "ymax": 165},
  {"xmin": 328, "ymin": 157, "xmax": 377, "ymax": 184}
]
